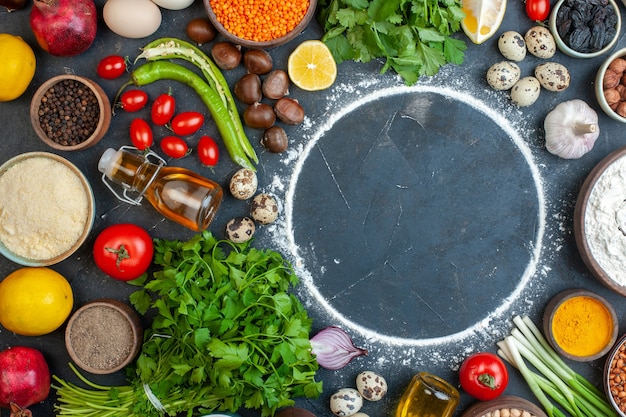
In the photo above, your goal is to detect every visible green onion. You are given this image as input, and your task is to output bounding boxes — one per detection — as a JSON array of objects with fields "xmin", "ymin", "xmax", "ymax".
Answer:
[{"xmin": 498, "ymin": 315, "xmax": 618, "ymax": 417}]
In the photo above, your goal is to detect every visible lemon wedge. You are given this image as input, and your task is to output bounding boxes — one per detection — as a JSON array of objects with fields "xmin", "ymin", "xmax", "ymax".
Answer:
[{"xmin": 461, "ymin": 0, "xmax": 507, "ymax": 44}]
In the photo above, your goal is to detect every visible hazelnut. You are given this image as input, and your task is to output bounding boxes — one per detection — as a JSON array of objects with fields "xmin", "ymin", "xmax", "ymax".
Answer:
[
  {"xmin": 611, "ymin": 102, "xmax": 620, "ymax": 111},
  {"xmin": 618, "ymin": 84, "xmax": 626, "ymax": 100},
  {"xmin": 609, "ymin": 57, "xmax": 626, "ymax": 74},
  {"xmin": 605, "ymin": 88, "xmax": 622, "ymax": 105},
  {"xmin": 604, "ymin": 68, "xmax": 621, "ymax": 89},
  {"xmin": 616, "ymin": 101, "xmax": 626, "ymax": 117}
]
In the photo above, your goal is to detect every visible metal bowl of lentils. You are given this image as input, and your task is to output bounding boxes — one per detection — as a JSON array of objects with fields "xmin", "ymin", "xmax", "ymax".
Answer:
[{"xmin": 29, "ymin": 74, "xmax": 111, "ymax": 151}]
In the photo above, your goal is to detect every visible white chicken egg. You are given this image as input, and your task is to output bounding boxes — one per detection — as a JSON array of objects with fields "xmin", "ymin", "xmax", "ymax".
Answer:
[
  {"xmin": 498, "ymin": 31, "xmax": 526, "ymax": 61},
  {"xmin": 486, "ymin": 61, "xmax": 520, "ymax": 91},
  {"xmin": 330, "ymin": 388, "xmax": 363, "ymax": 416},
  {"xmin": 151, "ymin": 0, "xmax": 195, "ymax": 10},
  {"xmin": 510, "ymin": 76, "xmax": 541, "ymax": 107},
  {"xmin": 103, "ymin": 0, "xmax": 162, "ymax": 39}
]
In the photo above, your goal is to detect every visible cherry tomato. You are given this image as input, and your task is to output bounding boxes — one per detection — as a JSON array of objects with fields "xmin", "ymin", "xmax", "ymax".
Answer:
[
  {"xmin": 129, "ymin": 118, "xmax": 153, "ymax": 150},
  {"xmin": 93, "ymin": 223, "xmax": 154, "ymax": 281},
  {"xmin": 526, "ymin": 0, "xmax": 550, "ymax": 21},
  {"xmin": 96, "ymin": 55, "xmax": 126, "ymax": 79},
  {"xmin": 151, "ymin": 92, "xmax": 176, "ymax": 126},
  {"xmin": 197, "ymin": 135, "xmax": 219, "ymax": 166},
  {"xmin": 459, "ymin": 352, "xmax": 509, "ymax": 401},
  {"xmin": 171, "ymin": 111, "xmax": 204, "ymax": 136},
  {"xmin": 160, "ymin": 136, "xmax": 189, "ymax": 158},
  {"xmin": 119, "ymin": 89, "xmax": 149, "ymax": 112}
]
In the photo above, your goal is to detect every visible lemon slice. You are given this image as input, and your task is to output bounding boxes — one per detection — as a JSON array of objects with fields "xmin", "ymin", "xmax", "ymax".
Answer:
[
  {"xmin": 461, "ymin": 0, "xmax": 507, "ymax": 44},
  {"xmin": 287, "ymin": 40, "xmax": 337, "ymax": 91}
]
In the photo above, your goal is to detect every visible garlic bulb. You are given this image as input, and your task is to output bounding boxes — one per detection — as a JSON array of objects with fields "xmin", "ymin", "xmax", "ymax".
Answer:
[{"xmin": 544, "ymin": 99, "xmax": 600, "ymax": 159}]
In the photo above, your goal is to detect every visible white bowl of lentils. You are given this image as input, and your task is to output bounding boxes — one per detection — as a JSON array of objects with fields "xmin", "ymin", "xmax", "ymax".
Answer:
[{"xmin": 605, "ymin": 333, "xmax": 626, "ymax": 416}]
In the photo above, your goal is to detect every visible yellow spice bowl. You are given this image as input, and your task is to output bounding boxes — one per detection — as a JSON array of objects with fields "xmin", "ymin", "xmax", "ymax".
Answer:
[{"xmin": 543, "ymin": 289, "xmax": 618, "ymax": 362}]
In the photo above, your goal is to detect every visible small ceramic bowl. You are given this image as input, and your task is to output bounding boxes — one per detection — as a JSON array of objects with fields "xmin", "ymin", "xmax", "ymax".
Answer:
[
  {"xmin": 574, "ymin": 145, "xmax": 626, "ymax": 296},
  {"xmin": 549, "ymin": 0, "xmax": 621, "ymax": 58},
  {"xmin": 596, "ymin": 47, "xmax": 626, "ymax": 123},
  {"xmin": 203, "ymin": 0, "xmax": 317, "ymax": 49},
  {"xmin": 0, "ymin": 152, "xmax": 95, "ymax": 266},
  {"xmin": 460, "ymin": 395, "xmax": 547, "ymax": 417},
  {"xmin": 30, "ymin": 74, "xmax": 111, "ymax": 151},
  {"xmin": 605, "ymin": 333, "xmax": 626, "ymax": 416},
  {"xmin": 65, "ymin": 299, "xmax": 143, "ymax": 374},
  {"xmin": 543, "ymin": 289, "xmax": 618, "ymax": 362}
]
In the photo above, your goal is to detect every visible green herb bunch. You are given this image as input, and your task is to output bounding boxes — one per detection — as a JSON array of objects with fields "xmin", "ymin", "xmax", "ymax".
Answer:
[
  {"xmin": 53, "ymin": 232, "xmax": 322, "ymax": 417},
  {"xmin": 318, "ymin": 0, "xmax": 467, "ymax": 85}
]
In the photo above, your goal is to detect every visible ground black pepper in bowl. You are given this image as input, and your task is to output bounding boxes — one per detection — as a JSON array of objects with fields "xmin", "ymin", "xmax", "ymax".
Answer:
[{"xmin": 30, "ymin": 75, "xmax": 111, "ymax": 151}]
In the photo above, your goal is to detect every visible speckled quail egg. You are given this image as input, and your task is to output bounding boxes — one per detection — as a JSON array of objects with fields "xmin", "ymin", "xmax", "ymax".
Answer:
[
  {"xmin": 225, "ymin": 217, "xmax": 255, "ymax": 243},
  {"xmin": 510, "ymin": 76, "xmax": 541, "ymax": 107},
  {"xmin": 330, "ymin": 388, "xmax": 363, "ymax": 417},
  {"xmin": 229, "ymin": 168, "xmax": 258, "ymax": 200},
  {"xmin": 498, "ymin": 31, "xmax": 526, "ymax": 61},
  {"xmin": 534, "ymin": 62, "xmax": 570, "ymax": 92},
  {"xmin": 355, "ymin": 371, "xmax": 387, "ymax": 401},
  {"xmin": 250, "ymin": 193, "xmax": 279, "ymax": 224},
  {"xmin": 486, "ymin": 61, "xmax": 521, "ymax": 91},
  {"xmin": 525, "ymin": 26, "xmax": 556, "ymax": 59}
]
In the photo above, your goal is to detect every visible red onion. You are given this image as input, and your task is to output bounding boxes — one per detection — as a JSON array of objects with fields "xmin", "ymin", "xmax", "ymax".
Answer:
[{"xmin": 310, "ymin": 326, "xmax": 368, "ymax": 370}]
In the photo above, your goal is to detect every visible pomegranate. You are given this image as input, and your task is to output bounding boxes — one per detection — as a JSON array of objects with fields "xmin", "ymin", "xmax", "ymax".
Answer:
[
  {"xmin": 29, "ymin": 0, "xmax": 97, "ymax": 57},
  {"xmin": 0, "ymin": 346, "xmax": 50, "ymax": 417}
]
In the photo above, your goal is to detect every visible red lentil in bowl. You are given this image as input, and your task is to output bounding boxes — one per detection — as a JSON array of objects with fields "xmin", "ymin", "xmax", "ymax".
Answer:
[
  {"xmin": 203, "ymin": 0, "xmax": 317, "ymax": 48},
  {"xmin": 29, "ymin": 74, "xmax": 111, "ymax": 151}
]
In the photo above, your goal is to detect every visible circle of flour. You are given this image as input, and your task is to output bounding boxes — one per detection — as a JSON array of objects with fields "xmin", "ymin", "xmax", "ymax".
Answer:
[{"xmin": 284, "ymin": 85, "xmax": 546, "ymax": 347}]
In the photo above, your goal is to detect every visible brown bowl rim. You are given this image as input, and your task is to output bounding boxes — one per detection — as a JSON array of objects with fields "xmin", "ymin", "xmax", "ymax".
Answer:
[
  {"xmin": 30, "ymin": 74, "xmax": 111, "ymax": 151},
  {"xmin": 203, "ymin": 0, "xmax": 318, "ymax": 49},
  {"xmin": 65, "ymin": 299, "xmax": 143, "ymax": 375},
  {"xmin": 460, "ymin": 395, "xmax": 548, "ymax": 417},
  {"xmin": 573, "ymin": 145, "xmax": 626, "ymax": 296},
  {"xmin": 542, "ymin": 288, "xmax": 618, "ymax": 362},
  {"xmin": 604, "ymin": 332, "xmax": 626, "ymax": 417},
  {"xmin": 0, "ymin": 152, "xmax": 95, "ymax": 266}
]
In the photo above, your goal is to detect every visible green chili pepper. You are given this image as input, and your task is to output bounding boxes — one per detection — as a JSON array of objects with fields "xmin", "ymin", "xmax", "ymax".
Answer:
[
  {"xmin": 127, "ymin": 61, "xmax": 255, "ymax": 171},
  {"xmin": 135, "ymin": 38, "xmax": 257, "ymax": 165}
]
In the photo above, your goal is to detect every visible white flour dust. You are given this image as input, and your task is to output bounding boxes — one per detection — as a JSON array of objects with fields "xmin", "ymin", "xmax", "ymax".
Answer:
[{"xmin": 262, "ymin": 65, "xmax": 553, "ymax": 368}]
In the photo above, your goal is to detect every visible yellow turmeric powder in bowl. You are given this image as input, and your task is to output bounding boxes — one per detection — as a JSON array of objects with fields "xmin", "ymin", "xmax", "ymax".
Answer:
[{"xmin": 543, "ymin": 289, "xmax": 618, "ymax": 362}]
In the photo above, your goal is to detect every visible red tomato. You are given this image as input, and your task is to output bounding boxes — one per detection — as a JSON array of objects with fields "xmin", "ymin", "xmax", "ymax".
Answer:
[
  {"xmin": 160, "ymin": 136, "xmax": 189, "ymax": 158},
  {"xmin": 97, "ymin": 55, "xmax": 126, "ymax": 79},
  {"xmin": 119, "ymin": 90, "xmax": 149, "ymax": 112},
  {"xmin": 459, "ymin": 352, "xmax": 509, "ymax": 401},
  {"xmin": 129, "ymin": 118, "xmax": 153, "ymax": 150},
  {"xmin": 197, "ymin": 135, "xmax": 219, "ymax": 166},
  {"xmin": 171, "ymin": 111, "xmax": 204, "ymax": 136},
  {"xmin": 93, "ymin": 223, "xmax": 154, "ymax": 281},
  {"xmin": 526, "ymin": 0, "xmax": 550, "ymax": 21},
  {"xmin": 151, "ymin": 93, "xmax": 176, "ymax": 126}
]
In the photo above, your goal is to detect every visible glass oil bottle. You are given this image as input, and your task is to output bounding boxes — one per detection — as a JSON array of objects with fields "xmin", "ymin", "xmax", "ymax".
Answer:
[
  {"xmin": 98, "ymin": 146, "xmax": 223, "ymax": 231},
  {"xmin": 395, "ymin": 372, "xmax": 460, "ymax": 417}
]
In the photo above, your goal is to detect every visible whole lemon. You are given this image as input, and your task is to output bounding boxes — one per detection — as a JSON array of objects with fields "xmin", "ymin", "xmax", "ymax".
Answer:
[
  {"xmin": 0, "ymin": 267, "xmax": 73, "ymax": 336},
  {"xmin": 0, "ymin": 33, "xmax": 36, "ymax": 102}
]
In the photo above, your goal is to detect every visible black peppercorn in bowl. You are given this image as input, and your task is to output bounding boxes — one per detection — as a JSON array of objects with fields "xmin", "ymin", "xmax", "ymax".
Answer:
[
  {"xmin": 549, "ymin": 0, "xmax": 621, "ymax": 59},
  {"xmin": 29, "ymin": 74, "xmax": 111, "ymax": 151}
]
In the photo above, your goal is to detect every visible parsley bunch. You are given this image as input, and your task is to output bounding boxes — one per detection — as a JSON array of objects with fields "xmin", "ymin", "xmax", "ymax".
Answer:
[
  {"xmin": 318, "ymin": 0, "xmax": 468, "ymax": 85},
  {"xmin": 53, "ymin": 232, "xmax": 322, "ymax": 417}
]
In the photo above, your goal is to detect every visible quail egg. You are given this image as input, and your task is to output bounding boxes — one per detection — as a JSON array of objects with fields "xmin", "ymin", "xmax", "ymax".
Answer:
[
  {"xmin": 225, "ymin": 217, "xmax": 255, "ymax": 243},
  {"xmin": 525, "ymin": 26, "xmax": 556, "ymax": 59},
  {"xmin": 330, "ymin": 388, "xmax": 363, "ymax": 417},
  {"xmin": 250, "ymin": 193, "xmax": 279, "ymax": 224},
  {"xmin": 356, "ymin": 371, "xmax": 387, "ymax": 401},
  {"xmin": 352, "ymin": 414, "xmax": 369, "ymax": 417},
  {"xmin": 510, "ymin": 76, "xmax": 541, "ymax": 107},
  {"xmin": 229, "ymin": 168, "xmax": 258, "ymax": 200},
  {"xmin": 534, "ymin": 62, "xmax": 570, "ymax": 92},
  {"xmin": 486, "ymin": 61, "xmax": 521, "ymax": 91},
  {"xmin": 498, "ymin": 31, "xmax": 526, "ymax": 61}
]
